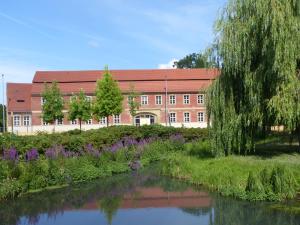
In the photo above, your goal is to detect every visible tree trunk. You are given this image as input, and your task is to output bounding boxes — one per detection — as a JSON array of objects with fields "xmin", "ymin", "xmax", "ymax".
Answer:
[
  {"xmin": 106, "ymin": 116, "xmax": 109, "ymax": 127},
  {"xmin": 79, "ymin": 119, "xmax": 82, "ymax": 132}
]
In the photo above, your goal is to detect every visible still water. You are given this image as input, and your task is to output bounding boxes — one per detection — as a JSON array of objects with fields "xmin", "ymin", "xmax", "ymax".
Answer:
[{"xmin": 0, "ymin": 169, "xmax": 299, "ymax": 225}]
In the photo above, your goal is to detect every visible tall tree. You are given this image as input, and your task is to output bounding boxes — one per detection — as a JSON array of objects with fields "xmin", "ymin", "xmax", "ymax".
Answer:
[
  {"xmin": 207, "ymin": 0, "xmax": 300, "ymax": 156},
  {"xmin": 68, "ymin": 89, "xmax": 92, "ymax": 131},
  {"xmin": 93, "ymin": 66, "xmax": 123, "ymax": 127},
  {"xmin": 174, "ymin": 48, "xmax": 219, "ymax": 69},
  {"xmin": 0, "ymin": 104, "xmax": 6, "ymax": 133},
  {"xmin": 127, "ymin": 84, "xmax": 140, "ymax": 125},
  {"xmin": 41, "ymin": 81, "xmax": 64, "ymax": 132}
]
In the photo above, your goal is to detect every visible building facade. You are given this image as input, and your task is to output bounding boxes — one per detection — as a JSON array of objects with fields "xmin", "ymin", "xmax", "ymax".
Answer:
[{"xmin": 7, "ymin": 69, "xmax": 219, "ymax": 134}]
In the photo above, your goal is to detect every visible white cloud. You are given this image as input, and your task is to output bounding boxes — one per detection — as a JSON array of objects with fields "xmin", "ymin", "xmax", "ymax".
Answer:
[{"xmin": 158, "ymin": 58, "xmax": 178, "ymax": 69}]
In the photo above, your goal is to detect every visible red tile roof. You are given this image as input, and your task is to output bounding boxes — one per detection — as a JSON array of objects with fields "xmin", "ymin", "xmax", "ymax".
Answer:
[
  {"xmin": 7, "ymin": 83, "xmax": 32, "ymax": 112},
  {"xmin": 32, "ymin": 68, "xmax": 219, "ymax": 83}
]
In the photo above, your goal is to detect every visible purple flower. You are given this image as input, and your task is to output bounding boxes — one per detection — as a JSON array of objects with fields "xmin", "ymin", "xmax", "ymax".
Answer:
[
  {"xmin": 3, "ymin": 147, "xmax": 19, "ymax": 162},
  {"xmin": 109, "ymin": 140, "xmax": 124, "ymax": 153},
  {"xmin": 45, "ymin": 147, "xmax": 57, "ymax": 159},
  {"xmin": 25, "ymin": 148, "xmax": 39, "ymax": 161},
  {"xmin": 122, "ymin": 136, "xmax": 138, "ymax": 147},
  {"xmin": 84, "ymin": 143, "xmax": 101, "ymax": 158}
]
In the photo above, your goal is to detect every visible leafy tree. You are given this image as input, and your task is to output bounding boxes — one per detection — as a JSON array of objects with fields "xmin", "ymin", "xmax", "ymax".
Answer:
[
  {"xmin": 207, "ymin": 0, "xmax": 300, "ymax": 155},
  {"xmin": 174, "ymin": 48, "xmax": 218, "ymax": 69},
  {"xmin": 68, "ymin": 89, "xmax": 92, "ymax": 131},
  {"xmin": 127, "ymin": 84, "xmax": 140, "ymax": 125},
  {"xmin": 41, "ymin": 81, "xmax": 64, "ymax": 132},
  {"xmin": 93, "ymin": 66, "xmax": 123, "ymax": 127},
  {"xmin": 0, "ymin": 104, "xmax": 6, "ymax": 132}
]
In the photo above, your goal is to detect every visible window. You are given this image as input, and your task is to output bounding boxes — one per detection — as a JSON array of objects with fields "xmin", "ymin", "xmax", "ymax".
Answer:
[
  {"xmin": 169, "ymin": 95, "xmax": 176, "ymax": 105},
  {"xmin": 197, "ymin": 94, "xmax": 204, "ymax": 104},
  {"xmin": 183, "ymin": 94, "xmax": 190, "ymax": 104},
  {"xmin": 197, "ymin": 112, "xmax": 205, "ymax": 122},
  {"xmin": 23, "ymin": 115, "xmax": 31, "ymax": 126},
  {"xmin": 41, "ymin": 97, "xmax": 46, "ymax": 105},
  {"xmin": 71, "ymin": 120, "xmax": 77, "ymax": 125},
  {"xmin": 184, "ymin": 112, "xmax": 190, "ymax": 123},
  {"xmin": 141, "ymin": 95, "xmax": 148, "ymax": 105},
  {"xmin": 155, "ymin": 95, "xmax": 162, "ymax": 105},
  {"xmin": 86, "ymin": 96, "xmax": 92, "ymax": 102},
  {"xmin": 169, "ymin": 112, "xmax": 176, "ymax": 123},
  {"xmin": 56, "ymin": 118, "xmax": 63, "ymax": 125},
  {"xmin": 86, "ymin": 119, "xmax": 92, "ymax": 125},
  {"xmin": 113, "ymin": 115, "xmax": 121, "ymax": 124},
  {"xmin": 13, "ymin": 115, "xmax": 21, "ymax": 127},
  {"xmin": 100, "ymin": 117, "xmax": 107, "ymax": 125},
  {"xmin": 42, "ymin": 119, "xmax": 49, "ymax": 126}
]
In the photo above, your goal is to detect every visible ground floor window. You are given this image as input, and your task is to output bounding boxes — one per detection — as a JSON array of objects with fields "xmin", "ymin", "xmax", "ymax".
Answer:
[
  {"xmin": 169, "ymin": 112, "xmax": 176, "ymax": 123},
  {"xmin": 13, "ymin": 115, "xmax": 21, "ymax": 127},
  {"xmin": 23, "ymin": 115, "xmax": 31, "ymax": 126},
  {"xmin": 100, "ymin": 117, "xmax": 107, "ymax": 125},
  {"xmin": 113, "ymin": 115, "xmax": 121, "ymax": 124},
  {"xmin": 135, "ymin": 114, "xmax": 155, "ymax": 126},
  {"xmin": 85, "ymin": 119, "xmax": 92, "ymax": 125},
  {"xmin": 197, "ymin": 112, "xmax": 205, "ymax": 122},
  {"xmin": 56, "ymin": 118, "xmax": 63, "ymax": 125},
  {"xmin": 184, "ymin": 112, "xmax": 190, "ymax": 123},
  {"xmin": 71, "ymin": 119, "xmax": 77, "ymax": 125}
]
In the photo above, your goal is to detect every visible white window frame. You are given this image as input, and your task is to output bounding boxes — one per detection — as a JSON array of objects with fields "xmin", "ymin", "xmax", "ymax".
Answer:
[
  {"xmin": 85, "ymin": 119, "xmax": 92, "ymax": 125},
  {"xmin": 13, "ymin": 115, "xmax": 21, "ymax": 127},
  {"xmin": 70, "ymin": 119, "xmax": 77, "ymax": 125},
  {"xmin": 41, "ymin": 97, "xmax": 46, "ymax": 105},
  {"xmin": 23, "ymin": 115, "xmax": 31, "ymax": 126},
  {"xmin": 141, "ymin": 95, "xmax": 148, "ymax": 105},
  {"xmin": 99, "ymin": 117, "xmax": 107, "ymax": 125},
  {"xmin": 197, "ymin": 94, "xmax": 205, "ymax": 104},
  {"xmin": 42, "ymin": 119, "xmax": 49, "ymax": 126},
  {"xmin": 113, "ymin": 115, "xmax": 121, "ymax": 124},
  {"xmin": 155, "ymin": 95, "xmax": 162, "ymax": 105},
  {"xmin": 183, "ymin": 94, "xmax": 190, "ymax": 104},
  {"xmin": 86, "ymin": 96, "xmax": 92, "ymax": 102},
  {"xmin": 56, "ymin": 118, "xmax": 63, "ymax": 125},
  {"xmin": 197, "ymin": 112, "xmax": 205, "ymax": 122},
  {"xmin": 183, "ymin": 112, "xmax": 190, "ymax": 123},
  {"xmin": 169, "ymin": 112, "xmax": 176, "ymax": 123},
  {"xmin": 169, "ymin": 95, "xmax": 176, "ymax": 105}
]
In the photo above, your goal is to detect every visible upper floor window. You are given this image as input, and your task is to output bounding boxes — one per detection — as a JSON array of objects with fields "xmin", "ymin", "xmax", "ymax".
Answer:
[
  {"xmin": 197, "ymin": 112, "xmax": 205, "ymax": 122},
  {"xmin": 169, "ymin": 95, "xmax": 176, "ymax": 105},
  {"xmin": 41, "ymin": 97, "xmax": 46, "ymax": 105},
  {"xmin": 141, "ymin": 95, "xmax": 148, "ymax": 105},
  {"xmin": 197, "ymin": 94, "xmax": 205, "ymax": 104},
  {"xmin": 13, "ymin": 115, "xmax": 21, "ymax": 127},
  {"xmin": 23, "ymin": 115, "xmax": 31, "ymax": 126},
  {"xmin": 183, "ymin": 94, "xmax": 190, "ymax": 104},
  {"xmin": 155, "ymin": 95, "xmax": 162, "ymax": 105},
  {"xmin": 184, "ymin": 112, "xmax": 190, "ymax": 123},
  {"xmin": 86, "ymin": 96, "xmax": 92, "ymax": 102},
  {"xmin": 169, "ymin": 112, "xmax": 176, "ymax": 123},
  {"xmin": 113, "ymin": 115, "xmax": 121, "ymax": 124}
]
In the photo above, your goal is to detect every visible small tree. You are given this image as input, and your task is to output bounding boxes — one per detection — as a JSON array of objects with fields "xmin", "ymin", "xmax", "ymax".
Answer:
[
  {"xmin": 93, "ymin": 66, "xmax": 123, "ymax": 127},
  {"xmin": 128, "ymin": 84, "xmax": 140, "ymax": 125},
  {"xmin": 41, "ymin": 81, "xmax": 64, "ymax": 132},
  {"xmin": 68, "ymin": 89, "xmax": 92, "ymax": 131}
]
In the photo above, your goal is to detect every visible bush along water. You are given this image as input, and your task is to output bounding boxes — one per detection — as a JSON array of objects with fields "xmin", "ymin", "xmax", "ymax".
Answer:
[{"xmin": 0, "ymin": 130, "xmax": 187, "ymax": 200}]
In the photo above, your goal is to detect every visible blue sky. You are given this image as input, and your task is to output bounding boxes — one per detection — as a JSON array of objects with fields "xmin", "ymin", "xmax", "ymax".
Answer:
[{"xmin": 0, "ymin": 0, "xmax": 226, "ymax": 84}]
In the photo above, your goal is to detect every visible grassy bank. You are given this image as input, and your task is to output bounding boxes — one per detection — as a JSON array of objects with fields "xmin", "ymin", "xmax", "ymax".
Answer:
[{"xmin": 159, "ymin": 140, "xmax": 300, "ymax": 201}]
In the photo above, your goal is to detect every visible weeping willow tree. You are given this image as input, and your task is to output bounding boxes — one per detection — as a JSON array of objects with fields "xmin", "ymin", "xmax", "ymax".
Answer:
[{"xmin": 207, "ymin": 0, "xmax": 300, "ymax": 156}]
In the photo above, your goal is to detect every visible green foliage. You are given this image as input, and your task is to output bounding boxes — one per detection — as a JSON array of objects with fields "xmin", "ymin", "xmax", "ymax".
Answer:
[
  {"xmin": 0, "ymin": 104, "xmax": 6, "ymax": 132},
  {"xmin": 41, "ymin": 81, "xmax": 64, "ymax": 126},
  {"xmin": 208, "ymin": 0, "xmax": 300, "ymax": 155},
  {"xmin": 93, "ymin": 66, "xmax": 123, "ymax": 126},
  {"xmin": 127, "ymin": 83, "xmax": 140, "ymax": 123},
  {"xmin": 68, "ymin": 89, "xmax": 92, "ymax": 131},
  {"xmin": 174, "ymin": 49, "xmax": 218, "ymax": 69}
]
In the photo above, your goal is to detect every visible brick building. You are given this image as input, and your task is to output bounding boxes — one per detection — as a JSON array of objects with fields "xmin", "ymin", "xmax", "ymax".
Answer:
[{"xmin": 7, "ymin": 68, "xmax": 219, "ymax": 134}]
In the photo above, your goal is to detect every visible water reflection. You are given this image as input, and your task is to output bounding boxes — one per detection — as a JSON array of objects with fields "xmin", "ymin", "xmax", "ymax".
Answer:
[{"xmin": 0, "ymin": 169, "xmax": 299, "ymax": 225}]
